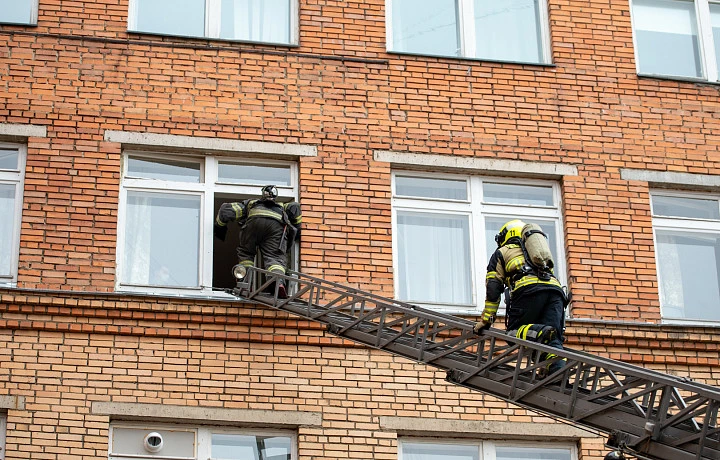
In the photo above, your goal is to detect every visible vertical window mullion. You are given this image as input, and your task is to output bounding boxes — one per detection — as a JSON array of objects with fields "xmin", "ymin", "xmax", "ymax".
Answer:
[
  {"xmin": 538, "ymin": 0, "xmax": 553, "ymax": 63},
  {"xmin": 698, "ymin": 0, "xmax": 719, "ymax": 80},
  {"xmin": 459, "ymin": 0, "xmax": 476, "ymax": 58},
  {"xmin": 471, "ymin": 177, "xmax": 486, "ymax": 310},
  {"xmin": 206, "ymin": 0, "xmax": 219, "ymax": 38},
  {"xmin": 201, "ymin": 157, "xmax": 218, "ymax": 293}
]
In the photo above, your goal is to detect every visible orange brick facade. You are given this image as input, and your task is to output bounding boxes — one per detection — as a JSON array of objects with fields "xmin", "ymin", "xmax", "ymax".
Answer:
[{"xmin": 1, "ymin": 0, "xmax": 719, "ymax": 459}]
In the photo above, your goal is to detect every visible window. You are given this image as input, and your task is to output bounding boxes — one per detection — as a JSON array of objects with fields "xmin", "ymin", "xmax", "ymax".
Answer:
[
  {"xmin": 109, "ymin": 423, "xmax": 296, "ymax": 459},
  {"xmin": 631, "ymin": 0, "xmax": 720, "ymax": 82},
  {"xmin": 392, "ymin": 173, "xmax": 564, "ymax": 311},
  {"xmin": 386, "ymin": 0, "xmax": 551, "ymax": 64},
  {"xmin": 398, "ymin": 439, "xmax": 576, "ymax": 460},
  {"xmin": 0, "ymin": 0, "xmax": 37, "ymax": 25},
  {"xmin": 117, "ymin": 153, "xmax": 297, "ymax": 295},
  {"xmin": 0, "ymin": 144, "xmax": 26, "ymax": 287},
  {"xmin": 128, "ymin": 0, "xmax": 298, "ymax": 45},
  {"xmin": 651, "ymin": 191, "xmax": 720, "ymax": 322}
]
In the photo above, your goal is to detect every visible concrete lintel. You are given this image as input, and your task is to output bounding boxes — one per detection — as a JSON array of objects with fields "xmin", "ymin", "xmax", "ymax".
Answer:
[
  {"xmin": 104, "ymin": 130, "xmax": 317, "ymax": 157},
  {"xmin": 374, "ymin": 150, "xmax": 578, "ymax": 178},
  {"xmin": 0, "ymin": 123, "xmax": 47, "ymax": 138},
  {"xmin": 0, "ymin": 395, "xmax": 26, "ymax": 411},
  {"xmin": 379, "ymin": 416, "xmax": 588, "ymax": 440},
  {"xmin": 92, "ymin": 402, "xmax": 321, "ymax": 427},
  {"xmin": 621, "ymin": 169, "xmax": 720, "ymax": 190}
]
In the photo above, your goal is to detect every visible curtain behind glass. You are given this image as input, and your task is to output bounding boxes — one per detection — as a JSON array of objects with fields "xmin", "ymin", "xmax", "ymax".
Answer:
[
  {"xmin": 390, "ymin": 0, "xmax": 460, "ymax": 56},
  {"xmin": 123, "ymin": 191, "xmax": 201, "ymax": 287},
  {"xmin": 496, "ymin": 446, "xmax": 572, "ymax": 460},
  {"xmin": 632, "ymin": 0, "xmax": 702, "ymax": 77},
  {"xmin": 0, "ymin": 0, "xmax": 33, "ymax": 24},
  {"xmin": 0, "ymin": 184, "xmax": 15, "ymax": 277},
  {"xmin": 656, "ymin": 230, "xmax": 720, "ymax": 321},
  {"xmin": 474, "ymin": 0, "xmax": 543, "ymax": 63},
  {"xmin": 0, "ymin": 149, "xmax": 19, "ymax": 170},
  {"xmin": 398, "ymin": 211, "xmax": 472, "ymax": 305},
  {"xmin": 401, "ymin": 442, "xmax": 479, "ymax": 460},
  {"xmin": 135, "ymin": 0, "xmax": 206, "ymax": 37},
  {"xmin": 220, "ymin": 0, "xmax": 291, "ymax": 43}
]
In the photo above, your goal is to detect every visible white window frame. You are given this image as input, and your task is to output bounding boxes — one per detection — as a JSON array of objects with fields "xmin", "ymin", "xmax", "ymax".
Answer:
[
  {"xmin": 651, "ymin": 189, "xmax": 720, "ymax": 324},
  {"xmin": 108, "ymin": 423, "xmax": 297, "ymax": 460},
  {"xmin": 116, "ymin": 151, "xmax": 299, "ymax": 297},
  {"xmin": 398, "ymin": 438, "xmax": 578, "ymax": 460},
  {"xmin": 391, "ymin": 171, "xmax": 565, "ymax": 313},
  {"xmin": 0, "ymin": 413, "xmax": 5, "ymax": 460},
  {"xmin": 385, "ymin": 0, "xmax": 553, "ymax": 64},
  {"xmin": 0, "ymin": 143, "xmax": 27, "ymax": 287},
  {"xmin": 0, "ymin": 0, "xmax": 38, "ymax": 26},
  {"xmin": 127, "ymin": 0, "xmax": 300, "ymax": 46},
  {"xmin": 630, "ymin": 0, "xmax": 720, "ymax": 82}
]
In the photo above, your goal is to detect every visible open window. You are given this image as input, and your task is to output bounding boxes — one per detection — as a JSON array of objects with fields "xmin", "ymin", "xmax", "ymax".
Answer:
[{"xmin": 117, "ymin": 153, "xmax": 299, "ymax": 296}]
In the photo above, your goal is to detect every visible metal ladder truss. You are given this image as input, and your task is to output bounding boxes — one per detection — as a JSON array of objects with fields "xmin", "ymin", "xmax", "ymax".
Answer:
[{"xmin": 233, "ymin": 267, "xmax": 720, "ymax": 460}]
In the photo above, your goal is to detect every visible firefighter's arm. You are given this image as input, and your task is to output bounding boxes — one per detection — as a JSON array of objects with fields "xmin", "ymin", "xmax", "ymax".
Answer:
[
  {"xmin": 474, "ymin": 250, "xmax": 505, "ymax": 333},
  {"xmin": 285, "ymin": 202, "xmax": 302, "ymax": 240},
  {"xmin": 215, "ymin": 202, "xmax": 245, "ymax": 226}
]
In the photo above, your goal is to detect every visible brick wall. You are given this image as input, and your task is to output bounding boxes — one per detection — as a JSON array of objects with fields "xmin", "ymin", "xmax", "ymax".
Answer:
[{"xmin": 2, "ymin": 0, "xmax": 720, "ymax": 458}]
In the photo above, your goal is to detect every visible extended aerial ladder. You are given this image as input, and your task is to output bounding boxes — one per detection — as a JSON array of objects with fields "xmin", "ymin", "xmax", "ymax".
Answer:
[{"xmin": 231, "ymin": 267, "xmax": 720, "ymax": 460}]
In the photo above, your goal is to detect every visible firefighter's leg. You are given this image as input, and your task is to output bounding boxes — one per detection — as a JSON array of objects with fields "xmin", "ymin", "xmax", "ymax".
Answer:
[
  {"xmin": 237, "ymin": 220, "xmax": 260, "ymax": 280},
  {"xmin": 258, "ymin": 219, "xmax": 288, "ymax": 298},
  {"xmin": 536, "ymin": 290, "xmax": 567, "ymax": 375}
]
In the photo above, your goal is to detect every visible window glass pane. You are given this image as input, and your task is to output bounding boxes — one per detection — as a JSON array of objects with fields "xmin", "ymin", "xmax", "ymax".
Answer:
[
  {"xmin": 127, "ymin": 156, "xmax": 201, "ymax": 183},
  {"xmin": 395, "ymin": 176, "xmax": 468, "ymax": 200},
  {"xmin": 0, "ymin": 184, "xmax": 16, "ymax": 277},
  {"xmin": 401, "ymin": 442, "xmax": 480, "ymax": 460},
  {"xmin": 496, "ymin": 446, "xmax": 572, "ymax": 460},
  {"xmin": 0, "ymin": 0, "xmax": 33, "ymax": 24},
  {"xmin": 218, "ymin": 163, "xmax": 291, "ymax": 186},
  {"xmin": 220, "ymin": 0, "xmax": 291, "ymax": 43},
  {"xmin": 0, "ymin": 148, "xmax": 19, "ymax": 170},
  {"xmin": 390, "ymin": 0, "xmax": 460, "ymax": 56},
  {"xmin": 651, "ymin": 195, "xmax": 720, "ymax": 219},
  {"xmin": 122, "ymin": 191, "xmax": 200, "ymax": 287},
  {"xmin": 134, "ymin": 0, "xmax": 206, "ymax": 37},
  {"xmin": 483, "ymin": 183, "xmax": 554, "ymax": 206},
  {"xmin": 711, "ymin": 3, "xmax": 720, "ymax": 76},
  {"xmin": 397, "ymin": 211, "xmax": 472, "ymax": 305},
  {"xmin": 211, "ymin": 434, "xmax": 291, "ymax": 460},
  {"xmin": 632, "ymin": 0, "xmax": 702, "ymax": 78},
  {"xmin": 474, "ymin": 0, "xmax": 543, "ymax": 63},
  {"xmin": 656, "ymin": 230, "xmax": 720, "ymax": 321}
]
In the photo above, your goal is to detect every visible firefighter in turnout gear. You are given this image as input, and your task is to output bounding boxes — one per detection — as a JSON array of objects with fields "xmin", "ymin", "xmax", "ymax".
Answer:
[
  {"xmin": 214, "ymin": 185, "xmax": 302, "ymax": 298},
  {"xmin": 473, "ymin": 219, "xmax": 567, "ymax": 376}
]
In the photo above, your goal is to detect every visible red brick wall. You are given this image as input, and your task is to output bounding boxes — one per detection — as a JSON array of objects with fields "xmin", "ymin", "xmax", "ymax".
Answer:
[{"xmin": 2, "ymin": 0, "xmax": 720, "ymax": 458}]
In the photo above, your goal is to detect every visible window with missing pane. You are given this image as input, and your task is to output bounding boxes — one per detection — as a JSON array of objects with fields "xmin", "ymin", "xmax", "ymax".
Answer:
[
  {"xmin": 651, "ymin": 193, "xmax": 720, "ymax": 322},
  {"xmin": 118, "ymin": 153, "xmax": 298, "ymax": 295}
]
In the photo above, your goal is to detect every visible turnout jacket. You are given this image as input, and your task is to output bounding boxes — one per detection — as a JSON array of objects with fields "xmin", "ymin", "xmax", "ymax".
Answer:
[
  {"xmin": 214, "ymin": 198, "xmax": 302, "ymax": 247},
  {"xmin": 482, "ymin": 242, "xmax": 562, "ymax": 322}
]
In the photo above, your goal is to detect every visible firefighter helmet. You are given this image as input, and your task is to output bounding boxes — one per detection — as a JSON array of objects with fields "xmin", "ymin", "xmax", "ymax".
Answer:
[
  {"xmin": 495, "ymin": 219, "xmax": 525, "ymax": 247},
  {"xmin": 261, "ymin": 185, "xmax": 278, "ymax": 200}
]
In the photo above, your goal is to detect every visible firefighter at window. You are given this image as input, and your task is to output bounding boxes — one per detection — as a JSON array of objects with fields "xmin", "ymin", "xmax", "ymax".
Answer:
[
  {"xmin": 473, "ymin": 219, "xmax": 568, "ymax": 377},
  {"xmin": 214, "ymin": 185, "xmax": 302, "ymax": 298}
]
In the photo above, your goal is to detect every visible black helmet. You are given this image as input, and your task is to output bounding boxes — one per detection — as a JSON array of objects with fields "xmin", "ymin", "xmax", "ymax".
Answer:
[{"xmin": 261, "ymin": 185, "xmax": 278, "ymax": 200}]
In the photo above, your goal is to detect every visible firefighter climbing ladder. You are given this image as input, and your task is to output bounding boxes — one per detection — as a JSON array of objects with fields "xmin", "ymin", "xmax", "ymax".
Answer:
[{"xmin": 233, "ymin": 267, "xmax": 720, "ymax": 460}]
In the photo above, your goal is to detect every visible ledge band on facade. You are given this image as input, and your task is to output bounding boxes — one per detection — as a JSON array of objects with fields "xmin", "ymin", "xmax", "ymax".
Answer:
[
  {"xmin": 0, "ymin": 123, "xmax": 48, "ymax": 138},
  {"xmin": 621, "ymin": 169, "xmax": 720, "ymax": 190},
  {"xmin": 374, "ymin": 150, "xmax": 578, "ymax": 178},
  {"xmin": 0, "ymin": 395, "xmax": 25, "ymax": 411},
  {"xmin": 91, "ymin": 402, "xmax": 322, "ymax": 427},
  {"xmin": 105, "ymin": 130, "xmax": 318, "ymax": 157},
  {"xmin": 379, "ymin": 416, "xmax": 587, "ymax": 440}
]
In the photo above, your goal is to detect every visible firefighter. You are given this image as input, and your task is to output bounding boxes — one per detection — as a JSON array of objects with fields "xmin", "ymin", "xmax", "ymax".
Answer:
[
  {"xmin": 214, "ymin": 185, "xmax": 302, "ymax": 298},
  {"xmin": 473, "ymin": 219, "xmax": 567, "ymax": 376}
]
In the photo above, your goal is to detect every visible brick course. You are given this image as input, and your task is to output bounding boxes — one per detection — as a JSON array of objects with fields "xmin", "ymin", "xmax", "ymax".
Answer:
[{"xmin": 2, "ymin": 0, "xmax": 720, "ymax": 458}]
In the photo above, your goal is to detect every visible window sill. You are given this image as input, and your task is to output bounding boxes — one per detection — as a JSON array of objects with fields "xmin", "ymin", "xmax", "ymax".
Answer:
[
  {"xmin": 0, "ymin": 21, "xmax": 37, "ymax": 27},
  {"xmin": 126, "ymin": 30, "xmax": 299, "ymax": 48},
  {"xmin": 637, "ymin": 73, "xmax": 720, "ymax": 87},
  {"xmin": 386, "ymin": 50, "xmax": 556, "ymax": 68}
]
